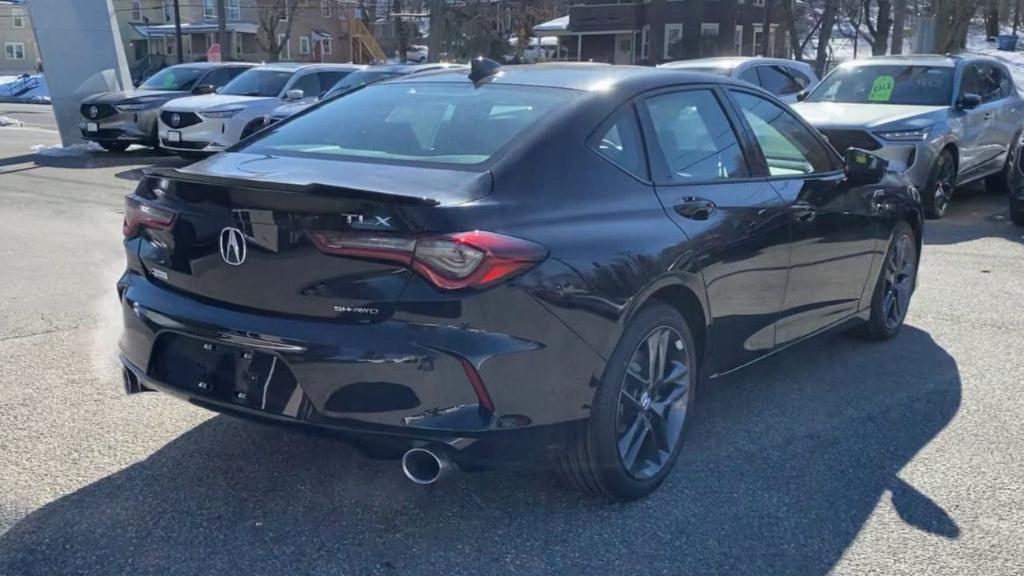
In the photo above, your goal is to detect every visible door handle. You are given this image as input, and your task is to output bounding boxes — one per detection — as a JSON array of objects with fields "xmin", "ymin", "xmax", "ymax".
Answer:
[
  {"xmin": 674, "ymin": 197, "xmax": 717, "ymax": 220},
  {"xmin": 791, "ymin": 202, "xmax": 817, "ymax": 222}
]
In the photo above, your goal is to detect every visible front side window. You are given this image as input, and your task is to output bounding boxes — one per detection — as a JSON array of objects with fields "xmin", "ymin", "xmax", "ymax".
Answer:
[
  {"xmin": 241, "ymin": 83, "xmax": 578, "ymax": 166},
  {"xmin": 732, "ymin": 91, "xmax": 836, "ymax": 176},
  {"xmin": 642, "ymin": 89, "xmax": 749, "ymax": 183},
  {"xmin": 140, "ymin": 66, "xmax": 205, "ymax": 91},
  {"xmin": 808, "ymin": 65, "xmax": 954, "ymax": 106},
  {"xmin": 592, "ymin": 107, "xmax": 647, "ymax": 179},
  {"xmin": 288, "ymin": 72, "xmax": 320, "ymax": 98},
  {"xmin": 220, "ymin": 69, "xmax": 293, "ymax": 97},
  {"xmin": 960, "ymin": 64, "xmax": 1006, "ymax": 103},
  {"xmin": 200, "ymin": 67, "xmax": 246, "ymax": 89}
]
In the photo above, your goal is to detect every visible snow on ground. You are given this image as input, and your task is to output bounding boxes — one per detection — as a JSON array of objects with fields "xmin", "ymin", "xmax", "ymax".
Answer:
[
  {"xmin": 0, "ymin": 74, "xmax": 50, "ymax": 103},
  {"xmin": 0, "ymin": 116, "xmax": 24, "ymax": 127},
  {"xmin": 30, "ymin": 142, "xmax": 105, "ymax": 157}
]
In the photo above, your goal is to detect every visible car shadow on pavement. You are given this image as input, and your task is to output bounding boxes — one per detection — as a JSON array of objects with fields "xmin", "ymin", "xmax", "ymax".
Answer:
[
  {"xmin": 0, "ymin": 148, "xmax": 191, "ymax": 174},
  {"xmin": 925, "ymin": 185, "xmax": 1024, "ymax": 245},
  {"xmin": 0, "ymin": 326, "xmax": 961, "ymax": 575}
]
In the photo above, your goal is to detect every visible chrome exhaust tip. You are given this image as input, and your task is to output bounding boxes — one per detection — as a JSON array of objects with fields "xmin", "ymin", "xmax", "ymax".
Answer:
[{"xmin": 401, "ymin": 447, "xmax": 456, "ymax": 485}]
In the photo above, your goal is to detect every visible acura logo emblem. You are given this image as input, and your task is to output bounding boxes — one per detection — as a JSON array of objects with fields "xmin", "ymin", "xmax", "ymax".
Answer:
[
  {"xmin": 89, "ymin": 105, "xmax": 98, "ymax": 119},
  {"xmin": 219, "ymin": 227, "xmax": 247, "ymax": 266},
  {"xmin": 170, "ymin": 113, "xmax": 181, "ymax": 127}
]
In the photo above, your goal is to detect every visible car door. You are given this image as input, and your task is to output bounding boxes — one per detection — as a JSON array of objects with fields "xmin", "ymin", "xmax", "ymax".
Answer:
[
  {"xmin": 638, "ymin": 86, "xmax": 792, "ymax": 372},
  {"xmin": 727, "ymin": 88, "xmax": 879, "ymax": 345},
  {"xmin": 971, "ymin": 64, "xmax": 1013, "ymax": 174},
  {"xmin": 955, "ymin": 63, "xmax": 997, "ymax": 175}
]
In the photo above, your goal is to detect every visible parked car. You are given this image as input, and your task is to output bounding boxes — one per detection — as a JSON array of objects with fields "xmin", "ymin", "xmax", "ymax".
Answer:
[
  {"xmin": 406, "ymin": 44, "xmax": 428, "ymax": 63},
  {"xmin": 120, "ymin": 61, "xmax": 922, "ymax": 500},
  {"xmin": 263, "ymin": 63, "xmax": 467, "ymax": 127},
  {"xmin": 157, "ymin": 63, "xmax": 359, "ymax": 157},
  {"xmin": 658, "ymin": 57, "xmax": 819, "ymax": 103},
  {"xmin": 793, "ymin": 55, "xmax": 1024, "ymax": 219},
  {"xmin": 1010, "ymin": 136, "xmax": 1024, "ymax": 225},
  {"xmin": 79, "ymin": 62, "xmax": 254, "ymax": 151}
]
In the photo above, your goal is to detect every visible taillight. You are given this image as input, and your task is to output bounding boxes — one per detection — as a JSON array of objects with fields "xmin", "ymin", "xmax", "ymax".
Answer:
[
  {"xmin": 123, "ymin": 196, "xmax": 176, "ymax": 238},
  {"xmin": 307, "ymin": 230, "xmax": 548, "ymax": 290}
]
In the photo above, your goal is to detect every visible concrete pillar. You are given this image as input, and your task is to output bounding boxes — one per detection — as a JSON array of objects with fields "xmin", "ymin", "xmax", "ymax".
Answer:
[{"xmin": 26, "ymin": 0, "xmax": 132, "ymax": 146}]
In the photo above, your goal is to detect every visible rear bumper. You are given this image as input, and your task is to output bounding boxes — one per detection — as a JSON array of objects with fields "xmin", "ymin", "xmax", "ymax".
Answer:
[{"xmin": 117, "ymin": 271, "xmax": 601, "ymax": 440}]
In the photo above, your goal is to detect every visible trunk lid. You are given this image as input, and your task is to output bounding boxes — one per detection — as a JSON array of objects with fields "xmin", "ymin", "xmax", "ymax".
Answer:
[{"xmin": 136, "ymin": 153, "xmax": 491, "ymax": 320}]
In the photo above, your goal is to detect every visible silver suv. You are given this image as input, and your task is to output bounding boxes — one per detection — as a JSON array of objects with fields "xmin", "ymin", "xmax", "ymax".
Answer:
[
  {"xmin": 793, "ymin": 55, "xmax": 1024, "ymax": 218},
  {"xmin": 79, "ymin": 62, "xmax": 254, "ymax": 151}
]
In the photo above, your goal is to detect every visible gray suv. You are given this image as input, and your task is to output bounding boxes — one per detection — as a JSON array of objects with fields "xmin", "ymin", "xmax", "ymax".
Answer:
[
  {"xmin": 793, "ymin": 55, "xmax": 1024, "ymax": 218},
  {"xmin": 79, "ymin": 62, "xmax": 253, "ymax": 151}
]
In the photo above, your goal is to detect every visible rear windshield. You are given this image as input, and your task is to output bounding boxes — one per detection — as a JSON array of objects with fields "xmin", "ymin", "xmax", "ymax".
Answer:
[
  {"xmin": 220, "ymin": 69, "xmax": 293, "ymax": 97},
  {"xmin": 807, "ymin": 65, "xmax": 954, "ymax": 106},
  {"xmin": 140, "ymin": 67, "xmax": 205, "ymax": 91},
  {"xmin": 241, "ymin": 82, "xmax": 579, "ymax": 165}
]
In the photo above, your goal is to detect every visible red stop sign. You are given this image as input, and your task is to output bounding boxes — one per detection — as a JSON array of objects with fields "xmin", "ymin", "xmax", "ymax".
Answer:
[{"xmin": 207, "ymin": 43, "xmax": 222, "ymax": 63}]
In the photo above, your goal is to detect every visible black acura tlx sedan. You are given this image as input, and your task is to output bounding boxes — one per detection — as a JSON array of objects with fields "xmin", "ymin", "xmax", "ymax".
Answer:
[{"xmin": 118, "ymin": 60, "xmax": 923, "ymax": 500}]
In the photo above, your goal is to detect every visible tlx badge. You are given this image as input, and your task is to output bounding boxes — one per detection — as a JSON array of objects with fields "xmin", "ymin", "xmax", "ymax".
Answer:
[{"xmin": 342, "ymin": 213, "xmax": 393, "ymax": 228}]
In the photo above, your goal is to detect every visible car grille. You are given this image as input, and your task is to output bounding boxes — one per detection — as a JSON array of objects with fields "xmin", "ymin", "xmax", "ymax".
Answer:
[
  {"xmin": 818, "ymin": 129, "xmax": 882, "ymax": 154},
  {"xmin": 160, "ymin": 111, "xmax": 203, "ymax": 129},
  {"xmin": 82, "ymin": 128, "xmax": 125, "ymax": 140},
  {"xmin": 80, "ymin": 103, "xmax": 117, "ymax": 120},
  {"xmin": 162, "ymin": 138, "xmax": 209, "ymax": 150}
]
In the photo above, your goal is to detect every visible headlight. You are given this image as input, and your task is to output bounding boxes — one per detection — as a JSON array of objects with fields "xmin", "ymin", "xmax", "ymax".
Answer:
[
  {"xmin": 875, "ymin": 127, "xmax": 932, "ymax": 142},
  {"xmin": 200, "ymin": 108, "xmax": 243, "ymax": 119}
]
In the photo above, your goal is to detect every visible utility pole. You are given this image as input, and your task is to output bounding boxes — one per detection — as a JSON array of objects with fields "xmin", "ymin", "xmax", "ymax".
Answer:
[
  {"xmin": 216, "ymin": 0, "xmax": 231, "ymax": 59},
  {"xmin": 761, "ymin": 0, "xmax": 773, "ymax": 56},
  {"xmin": 853, "ymin": 0, "xmax": 861, "ymax": 59},
  {"xmin": 173, "ymin": 0, "xmax": 184, "ymax": 63}
]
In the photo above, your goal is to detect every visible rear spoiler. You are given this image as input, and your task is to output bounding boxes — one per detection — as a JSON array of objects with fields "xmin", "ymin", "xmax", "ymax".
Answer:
[{"xmin": 143, "ymin": 167, "xmax": 441, "ymax": 207}]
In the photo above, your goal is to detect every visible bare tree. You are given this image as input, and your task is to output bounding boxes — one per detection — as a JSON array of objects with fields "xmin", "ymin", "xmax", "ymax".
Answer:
[
  {"xmin": 256, "ymin": 0, "xmax": 301, "ymax": 62},
  {"xmin": 865, "ymin": 0, "xmax": 893, "ymax": 55},
  {"xmin": 891, "ymin": 0, "xmax": 907, "ymax": 55},
  {"xmin": 815, "ymin": 0, "xmax": 839, "ymax": 76},
  {"xmin": 934, "ymin": 0, "xmax": 978, "ymax": 53},
  {"xmin": 780, "ymin": 0, "xmax": 803, "ymax": 59}
]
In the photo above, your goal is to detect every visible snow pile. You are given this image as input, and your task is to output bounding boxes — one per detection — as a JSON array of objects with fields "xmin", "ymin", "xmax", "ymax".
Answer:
[
  {"xmin": 30, "ymin": 141, "xmax": 105, "ymax": 157},
  {"xmin": 0, "ymin": 116, "xmax": 24, "ymax": 127}
]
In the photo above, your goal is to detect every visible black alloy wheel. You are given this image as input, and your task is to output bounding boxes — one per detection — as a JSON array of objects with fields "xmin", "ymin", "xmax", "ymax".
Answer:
[{"xmin": 863, "ymin": 221, "xmax": 918, "ymax": 340}]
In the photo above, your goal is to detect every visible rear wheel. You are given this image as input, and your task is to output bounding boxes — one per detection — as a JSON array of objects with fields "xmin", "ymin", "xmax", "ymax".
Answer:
[
  {"xmin": 862, "ymin": 221, "xmax": 918, "ymax": 340},
  {"xmin": 553, "ymin": 302, "xmax": 697, "ymax": 501},
  {"xmin": 923, "ymin": 150, "xmax": 956, "ymax": 219},
  {"xmin": 99, "ymin": 141, "xmax": 130, "ymax": 152}
]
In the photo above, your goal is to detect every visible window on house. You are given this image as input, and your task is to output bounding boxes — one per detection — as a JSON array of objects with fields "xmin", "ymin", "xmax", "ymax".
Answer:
[
  {"xmin": 753, "ymin": 0, "xmax": 765, "ymax": 5},
  {"xmin": 5, "ymin": 42, "xmax": 26, "ymax": 60},
  {"xmin": 131, "ymin": 1, "xmax": 142, "ymax": 21},
  {"xmin": 12, "ymin": 7, "xmax": 25, "ymax": 28},
  {"xmin": 734, "ymin": 24, "xmax": 744, "ymax": 55},
  {"xmin": 300, "ymin": 36, "xmax": 311, "ymax": 55},
  {"xmin": 163, "ymin": 0, "xmax": 173, "ymax": 22},
  {"xmin": 641, "ymin": 25, "xmax": 650, "ymax": 60},
  {"xmin": 752, "ymin": 25, "xmax": 764, "ymax": 57},
  {"xmin": 203, "ymin": 0, "xmax": 216, "ymax": 20},
  {"xmin": 322, "ymin": 38, "xmax": 333, "ymax": 55},
  {"xmin": 279, "ymin": 34, "xmax": 290, "ymax": 59},
  {"xmin": 664, "ymin": 23, "xmax": 683, "ymax": 61},
  {"xmin": 321, "ymin": 0, "xmax": 332, "ymax": 17},
  {"xmin": 700, "ymin": 23, "xmax": 720, "ymax": 57},
  {"xmin": 229, "ymin": 0, "xmax": 241, "ymax": 20}
]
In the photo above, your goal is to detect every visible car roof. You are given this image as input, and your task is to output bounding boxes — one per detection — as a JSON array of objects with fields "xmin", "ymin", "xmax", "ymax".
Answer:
[
  {"xmin": 394, "ymin": 62, "xmax": 748, "ymax": 93},
  {"xmin": 839, "ymin": 54, "xmax": 961, "ymax": 68},
  {"xmin": 167, "ymin": 62, "xmax": 257, "ymax": 69},
  {"xmin": 660, "ymin": 57, "xmax": 807, "ymax": 70},
  {"xmin": 362, "ymin": 63, "xmax": 468, "ymax": 74}
]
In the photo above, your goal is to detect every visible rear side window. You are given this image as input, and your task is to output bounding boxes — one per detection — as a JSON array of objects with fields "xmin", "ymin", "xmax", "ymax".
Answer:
[
  {"xmin": 731, "ymin": 91, "xmax": 837, "ymax": 176},
  {"xmin": 641, "ymin": 89, "xmax": 749, "ymax": 183},
  {"xmin": 242, "ymin": 82, "xmax": 578, "ymax": 165},
  {"xmin": 738, "ymin": 67, "xmax": 759, "ymax": 86},
  {"xmin": 200, "ymin": 67, "xmax": 246, "ymax": 89},
  {"xmin": 592, "ymin": 106, "xmax": 647, "ymax": 179},
  {"xmin": 317, "ymin": 71, "xmax": 350, "ymax": 97},
  {"xmin": 758, "ymin": 66, "xmax": 803, "ymax": 95}
]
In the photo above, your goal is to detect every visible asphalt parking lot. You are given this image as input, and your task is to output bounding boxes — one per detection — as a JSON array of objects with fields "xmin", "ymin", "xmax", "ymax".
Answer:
[{"xmin": 0, "ymin": 103, "xmax": 1022, "ymax": 575}]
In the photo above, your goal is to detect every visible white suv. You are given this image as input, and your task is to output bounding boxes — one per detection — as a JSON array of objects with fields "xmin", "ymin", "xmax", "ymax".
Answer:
[{"xmin": 157, "ymin": 63, "xmax": 359, "ymax": 157}]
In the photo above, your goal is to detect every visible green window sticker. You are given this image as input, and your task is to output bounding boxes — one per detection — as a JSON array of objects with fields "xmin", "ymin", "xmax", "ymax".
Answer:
[{"xmin": 868, "ymin": 75, "xmax": 895, "ymax": 102}]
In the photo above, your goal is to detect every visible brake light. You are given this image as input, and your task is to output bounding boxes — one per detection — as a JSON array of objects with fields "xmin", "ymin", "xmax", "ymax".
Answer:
[
  {"xmin": 123, "ymin": 196, "xmax": 176, "ymax": 238},
  {"xmin": 307, "ymin": 230, "xmax": 548, "ymax": 290}
]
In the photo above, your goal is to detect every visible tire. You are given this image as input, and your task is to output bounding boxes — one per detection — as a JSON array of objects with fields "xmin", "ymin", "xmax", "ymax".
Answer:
[
  {"xmin": 552, "ymin": 302, "xmax": 698, "ymax": 501},
  {"xmin": 985, "ymin": 132, "xmax": 1023, "ymax": 195},
  {"xmin": 178, "ymin": 151, "xmax": 208, "ymax": 161},
  {"xmin": 148, "ymin": 125, "xmax": 161, "ymax": 151},
  {"xmin": 99, "ymin": 141, "xmax": 130, "ymax": 152},
  {"xmin": 923, "ymin": 149, "xmax": 956, "ymax": 219},
  {"xmin": 862, "ymin": 221, "xmax": 918, "ymax": 340}
]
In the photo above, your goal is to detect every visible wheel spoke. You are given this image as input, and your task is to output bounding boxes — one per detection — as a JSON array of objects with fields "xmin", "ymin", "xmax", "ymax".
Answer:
[
  {"xmin": 884, "ymin": 290, "xmax": 896, "ymax": 321},
  {"xmin": 618, "ymin": 412, "xmax": 650, "ymax": 472},
  {"xmin": 620, "ymin": 387, "xmax": 645, "ymax": 412}
]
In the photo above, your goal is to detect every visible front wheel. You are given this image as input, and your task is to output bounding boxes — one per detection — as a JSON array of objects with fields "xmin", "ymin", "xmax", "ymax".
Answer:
[
  {"xmin": 98, "ymin": 141, "xmax": 130, "ymax": 152},
  {"xmin": 862, "ymin": 221, "xmax": 918, "ymax": 340},
  {"xmin": 553, "ymin": 302, "xmax": 697, "ymax": 500},
  {"xmin": 923, "ymin": 150, "xmax": 956, "ymax": 219}
]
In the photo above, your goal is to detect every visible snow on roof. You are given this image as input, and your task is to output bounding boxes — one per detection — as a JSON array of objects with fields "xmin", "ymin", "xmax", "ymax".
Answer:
[
  {"xmin": 131, "ymin": 22, "xmax": 258, "ymax": 37},
  {"xmin": 532, "ymin": 15, "xmax": 569, "ymax": 34}
]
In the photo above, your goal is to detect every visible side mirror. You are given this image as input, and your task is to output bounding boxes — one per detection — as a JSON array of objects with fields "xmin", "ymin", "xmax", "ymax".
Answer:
[
  {"xmin": 285, "ymin": 89, "xmax": 304, "ymax": 100},
  {"xmin": 796, "ymin": 89, "xmax": 809, "ymax": 102},
  {"xmin": 957, "ymin": 93, "xmax": 982, "ymax": 110},
  {"xmin": 844, "ymin": 148, "xmax": 888, "ymax": 185},
  {"xmin": 193, "ymin": 84, "xmax": 216, "ymax": 95}
]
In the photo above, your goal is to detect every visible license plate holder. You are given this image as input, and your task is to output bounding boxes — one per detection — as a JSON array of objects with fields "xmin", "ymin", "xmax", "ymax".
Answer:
[
  {"xmin": 86, "ymin": 122, "xmax": 98, "ymax": 132},
  {"xmin": 167, "ymin": 130, "xmax": 181, "ymax": 143}
]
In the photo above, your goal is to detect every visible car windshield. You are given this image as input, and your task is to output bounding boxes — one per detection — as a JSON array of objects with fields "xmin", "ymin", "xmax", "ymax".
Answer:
[
  {"xmin": 241, "ymin": 82, "xmax": 578, "ymax": 165},
  {"xmin": 807, "ymin": 65, "xmax": 954, "ymax": 106},
  {"xmin": 139, "ymin": 67, "xmax": 206, "ymax": 91},
  {"xmin": 324, "ymin": 71, "xmax": 404, "ymax": 98},
  {"xmin": 219, "ymin": 69, "xmax": 293, "ymax": 97}
]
